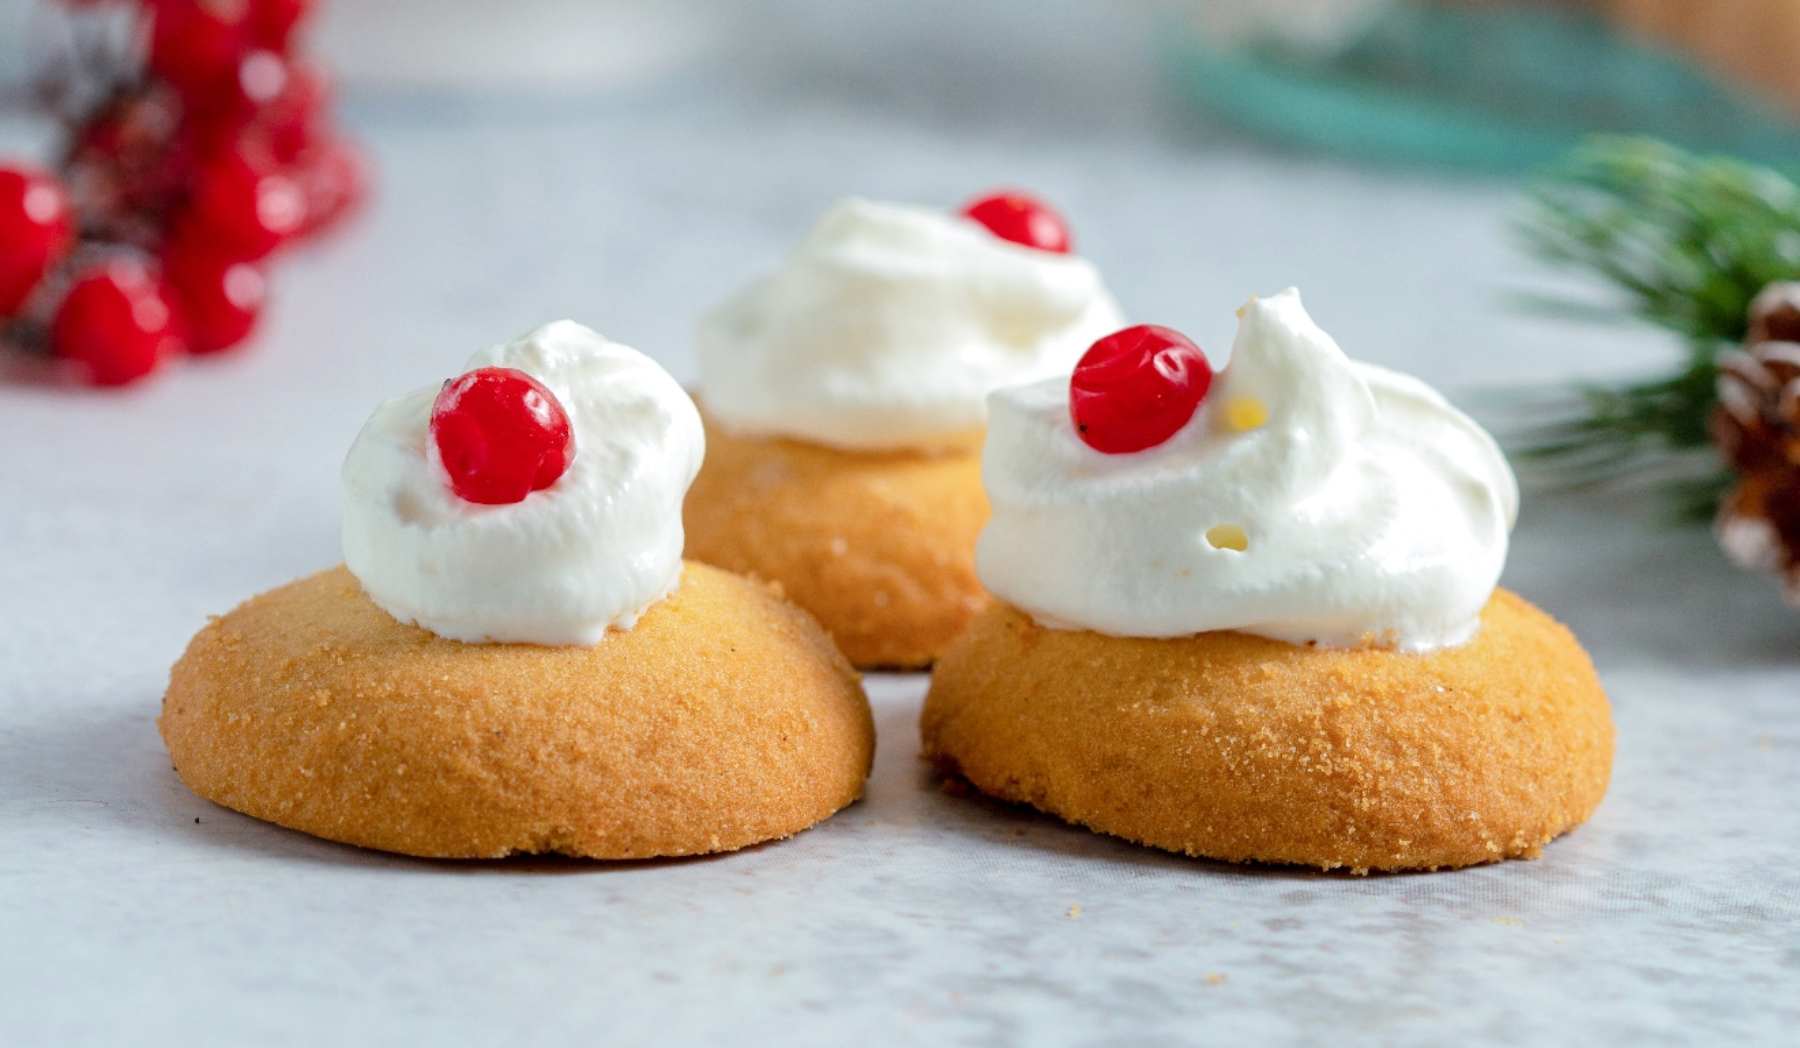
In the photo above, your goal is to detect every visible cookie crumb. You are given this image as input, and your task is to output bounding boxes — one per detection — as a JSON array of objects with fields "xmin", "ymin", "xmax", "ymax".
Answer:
[
  {"xmin": 1204, "ymin": 973, "xmax": 1227, "ymax": 986},
  {"xmin": 1066, "ymin": 904, "xmax": 1082, "ymax": 919}
]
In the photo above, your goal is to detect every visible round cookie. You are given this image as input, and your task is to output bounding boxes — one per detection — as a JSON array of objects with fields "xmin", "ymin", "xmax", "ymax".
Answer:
[
  {"xmin": 161, "ymin": 562, "xmax": 873, "ymax": 859},
  {"xmin": 921, "ymin": 589, "xmax": 1613, "ymax": 873},
  {"xmin": 683, "ymin": 410, "xmax": 988, "ymax": 669}
]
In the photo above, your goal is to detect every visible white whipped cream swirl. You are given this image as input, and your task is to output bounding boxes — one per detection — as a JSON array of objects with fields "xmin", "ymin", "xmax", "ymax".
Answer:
[
  {"xmin": 342, "ymin": 320, "xmax": 704, "ymax": 646},
  {"xmin": 697, "ymin": 197, "xmax": 1124, "ymax": 452},
  {"xmin": 978, "ymin": 288, "xmax": 1518, "ymax": 652}
]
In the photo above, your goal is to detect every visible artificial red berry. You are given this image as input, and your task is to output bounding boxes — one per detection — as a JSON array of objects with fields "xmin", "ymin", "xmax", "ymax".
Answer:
[
  {"xmin": 149, "ymin": 0, "xmax": 254, "ymax": 99},
  {"xmin": 139, "ymin": 121, "xmax": 201, "ymax": 202},
  {"xmin": 260, "ymin": 61, "xmax": 329, "ymax": 163},
  {"xmin": 188, "ymin": 147, "xmax": 306, "ymax": 258},
  {"xmin": 1070, "ymin": 325, "xmax": 1213, "ymax": 454},
  {"xmin": 248, "ymin": 0, "xmax": 313, "ymax": 52},
  {"xmin": 961, "ymin": 190, "xmax": 1071, "ymax": 253},
  {"xmin": 195, "ymin": 48, "xmax": 290, "ymax": 129},
  {"xmin": 51, "ymin": 261, "xmax": 186, "ymax": 387},
  {"xmin": 295, "ymin": 135, "xmax": 365, "ymax": 235},
  {"xmin": 67, "ymin": 88, "xmax": 180, "ymax": 171},
  {"xmin": 164, "ymin": 237, "xmax": 266, "ymax": 354},
  {"xmin": 60, "ymin": 90, "xmax": 190, "ymax": 227},
  {"xmin": 0, "ymin": 166, "xmax": 76, "ymax": 317},
  {"xmin": 431, "ymin": 367, "xmax": 575, "ymax": 505}
]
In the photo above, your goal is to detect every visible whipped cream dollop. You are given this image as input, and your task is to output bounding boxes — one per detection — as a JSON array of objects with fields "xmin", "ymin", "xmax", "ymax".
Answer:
[
  {"xmin": 697, "ymin": 197, "xmax": 1124, "ymax": 452},
  {"xmin": 342, "ymin": 320, "xmax": 704, "ymax": 646},
  {"xmin": 978, "ymin": 288, "xmax": 1518, "ymax": 652}
]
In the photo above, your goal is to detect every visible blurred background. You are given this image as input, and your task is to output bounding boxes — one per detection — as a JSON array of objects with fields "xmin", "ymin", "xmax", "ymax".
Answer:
[
  {"xmin": 4, "ymin": 0, "xmax": 1800, "ymax": 644},
  {"xmin": 5, "ymin": 0, "xmax": 1799, "ymax": 386},
  {"xmin": 12, "ymin": 1, "xmax": 1797, "ymax": 160}
]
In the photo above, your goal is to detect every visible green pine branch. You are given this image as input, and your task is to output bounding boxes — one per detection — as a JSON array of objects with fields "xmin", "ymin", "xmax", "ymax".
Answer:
[{"xmin": 1513, "ymin": 137, "xmax": 1800, "ymax": 496}]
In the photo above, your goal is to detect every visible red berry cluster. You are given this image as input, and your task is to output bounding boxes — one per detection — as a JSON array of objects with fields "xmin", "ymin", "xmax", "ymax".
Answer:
[{"xmin": 0, "ymin": 0, "xmax": 365, "ymax": 386}]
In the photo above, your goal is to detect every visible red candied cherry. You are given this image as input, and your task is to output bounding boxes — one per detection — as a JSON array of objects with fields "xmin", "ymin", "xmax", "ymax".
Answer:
[
  {"xmin": 149, "ymin": 0, "xmax": 254, "ymax": 98},
  {"xmin": 961, "ymin": 190, "xmax": 1071, "ymax": 253},
  {"xmin": 164, "ymin": 236, "xmax": 266, "ymax": 354},
  {"xmin": 0, "ymin": 166, "xmax": 76, "ymax": 317},
  {"xmin": 52, "ymin": 261, "xmax": 186, "ymax": 387},
  {"xmin": 188, "ymin": 147, "xmax": 306, "ymax": 258},
  {"xmin": 431, "ymin": 368, "xmax": 575, "ymax": 505},
  {"xmin": 1070, "ymin": 324, "xmax": 1213, "ymax": 454}
]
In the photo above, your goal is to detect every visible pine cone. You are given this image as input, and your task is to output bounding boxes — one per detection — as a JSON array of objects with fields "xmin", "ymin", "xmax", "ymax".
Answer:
[{"xmin": 1712, "ymin": 281, "xmax": 1800, "ymax": 604}]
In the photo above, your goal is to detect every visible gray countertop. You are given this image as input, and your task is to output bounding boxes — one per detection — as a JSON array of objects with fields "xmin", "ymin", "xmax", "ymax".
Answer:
[{"xmin": 3, "ymin": 3, "xmax": 1798, "ymax": 1044}]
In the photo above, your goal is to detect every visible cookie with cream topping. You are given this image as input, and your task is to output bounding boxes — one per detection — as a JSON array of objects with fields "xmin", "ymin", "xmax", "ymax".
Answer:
[
  {"xmin": 922, "ymin": 291, "xmax": 1613, "ymax": 872},
  {"xmin": 161, "ymin": 321, "xmax": 873, "ymax": 859},
  {"xmin": 685, "ymin": 192, "xmax": 1124, "ymax": 668}
]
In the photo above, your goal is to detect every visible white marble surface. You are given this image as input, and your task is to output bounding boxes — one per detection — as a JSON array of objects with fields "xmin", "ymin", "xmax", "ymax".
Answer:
[{"xmin": 3, "ymin": 3, "xmax": 1799, "ymax": 1045}]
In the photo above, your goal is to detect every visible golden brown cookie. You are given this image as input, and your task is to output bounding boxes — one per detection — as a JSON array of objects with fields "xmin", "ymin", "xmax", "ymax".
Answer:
[
  {"xmin": 161, "ymin": 562, "xmax": 873, "ymax": 859},
  {"xmin": 921, "ymin": 590, "xmax": 1613, "ymax": 873},
  {"xmin": 683, "ymin": 410, "xmax": 989, "ymax": 669}
]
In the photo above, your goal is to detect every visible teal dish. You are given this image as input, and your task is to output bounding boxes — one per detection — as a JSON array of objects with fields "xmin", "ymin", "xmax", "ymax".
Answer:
[{"xmin": 1162, "ymin": 4, "xmax": 1800, "ymax": 172}]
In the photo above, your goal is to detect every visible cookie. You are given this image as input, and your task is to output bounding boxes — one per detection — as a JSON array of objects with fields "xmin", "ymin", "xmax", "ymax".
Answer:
[
  {"xmin": 921, "ymin": 589, "xmax": 1613, "ymax": 872},
  {"xmin": 683, "ymin": 410, "xmax": 988, "ymax": 669},
  {"xmin": 161, "ymin": 562, "xmax": 873, "ymax": 859}
]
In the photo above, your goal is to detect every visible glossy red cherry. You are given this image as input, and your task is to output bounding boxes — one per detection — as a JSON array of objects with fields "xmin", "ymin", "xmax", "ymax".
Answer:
[
  {"xmin": 0, "ymin": 166, "xmax": 76, "ymax": 317},
  {"xmin": 1070, "ymin": 325, "xmax": 1213, "ymax": 454},
  {"xmin": 164, "ymin": 237, "xmax": 266, "ymax": 354},
  {"xmin": 51, "ymin": 261, "xmax": 186, "ymax": 387},
  {"xmin": 188, "ymin": 147, "xmax": 306, "ymax": 258},
  {"xmin": 961, "ymin": 190, "xmax": 1071, "ymax": 253},
  {"xmin": 431, "ymin": 367, "xmax": 575, "ymax": 505}
]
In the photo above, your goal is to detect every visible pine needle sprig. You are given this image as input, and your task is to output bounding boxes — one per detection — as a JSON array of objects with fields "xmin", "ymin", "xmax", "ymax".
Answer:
[{"xmin": 1513, "ymin": 137, "xmax": 1800, "ymax": 494}]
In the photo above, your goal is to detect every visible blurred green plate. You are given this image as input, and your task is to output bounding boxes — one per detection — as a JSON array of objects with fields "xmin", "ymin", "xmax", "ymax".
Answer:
[{"xmin": 1162, "ymin": 4, "xmax": 1800, "ymax": 173}]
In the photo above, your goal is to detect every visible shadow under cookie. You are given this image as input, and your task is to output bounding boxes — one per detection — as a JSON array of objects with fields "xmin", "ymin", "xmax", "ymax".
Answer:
[
  {"xmin": 921, "ymin": 590, "xmax": 1614, "ymax": 873},
  {"xmin": 160, "ymin": 562, "xmax": 874, "ymax": 859},
  {"xmin": 683, "ymin": 410, "xmax": 989, "ymax": 670}
]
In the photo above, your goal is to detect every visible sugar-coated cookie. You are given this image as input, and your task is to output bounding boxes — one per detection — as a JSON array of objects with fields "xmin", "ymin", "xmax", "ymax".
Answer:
[
  {"xmin": 683, "ymin": 411, "xmax": 989, "ymax": 669},
  {"xmin": 162, "ymin": 562, "xmax": 873, "ymax": 859},
  {"xmin": 921, "ymin": 591, "xmax": 1613, "ymax": 873},
  {"xmin": 687, "ymin": 194, "xmax": 1126, "ymax": 668},
  {"xmin": 926, "ymin": 290, "xmax": 1613, "ymax": 871}
]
